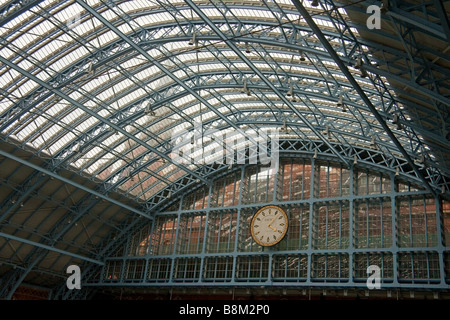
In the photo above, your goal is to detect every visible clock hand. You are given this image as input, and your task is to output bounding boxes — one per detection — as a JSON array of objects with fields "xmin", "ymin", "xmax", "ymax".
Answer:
[
  {"xmin": 268, "ymin": 212, "xmax": 279, "ymax": 225},
  {"xmin": 268, "ymin": 212, "xmax": 279, "ymax": 231}
]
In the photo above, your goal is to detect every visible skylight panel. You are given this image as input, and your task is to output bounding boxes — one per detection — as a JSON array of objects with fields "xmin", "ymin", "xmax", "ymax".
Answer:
[
  {"xmin": 11, "ymin": 78, "xmax": 38, "ymax": 97},
  {"xmin": 18, "ymin": 119, "xmax": 39, "ymax": 140},
  {"xmin": 120, "ymin": 88, "xmax": 146, "ymax": 108},
  {"xmin": 96, "ymin": 86, "xmax": 119, "ymax": 105},
  {"xmin": 60, "ymin": 107, "xmax": 85, "ymax": 126},
  {"xmin": 159, "ymin": 164, "xmax": 181, "ymax": 179},
  {"xmin": 120, "ymin": 57, "xmax": 144, "ymax": 71},
  {"xmin": 48, "ymin": 46, "xmax": 87, "ymax": 74},
  {"xmin": 154, "ymin": 75, "xmax": 174, "ymax": 91},
  {"xmin": 52, "ymin": 3, "xmax": 78, "ymax": 26},
  {"xmin": 48, "ymin": 130, "xmax": 76, "ymax": 154},
  {"xmin": 151, "ymin": 12, "xmax": 174, "ymax": 24},
  {"xmin": 117, "ymin": 22, "xmax": 134, "ymax": 35},
  {"xmin": 94, "ymin": 29, "xmax": 120, "ymax": 47},
  {"xmin": 15, "ymin": 59, "xmax": 35, "ymax": 76},
  {"xmin": 203, "ymin": 8, "xmax": 222, "ymax": 18},
  {"xmin": 96, "ymin": 7, "xmax": 118, "ymax": 23},
  {"xmin": 75, "ymin": 145, "xmax": 104, "ymax": 169},
  {"xmin": 32, "ymin": 19, "xmax": 56, "ymax": 41},
  {"xmin": 286, "ymin": 13, "xmax": 301, "ymax": 21},
  {"xmin": 114, "ymin": 78, "xmax": 134, "ymax": 94},
  {"xmin": 1, "ymin": 6, "xmax": 34, "ymax": 35},
  {"xmin": 68, "ymin": 89, "xmax": 85, "ymax": 103},
  {"xmin": 145, "ymin": 182, "xmax": 168, "ymax": 200},
  {"xmin": 103, "ymin": 159, "xmax": 126, "ymax": 180},
  {"xmin": 136, "ymin": 65, "xmax": 160, "ymax": 82},
  {"xmin": 75, "ymin": 115, "xmax": 98, "ymax": 133},
  {"xmin": 80, "ymin": 77, "xmax": 100, "ymax": 93},
  {"xmin": 30, "ymin": 43, "xmax": 52, "ymax": 64},
  {"xmin": 69, "ymin": 18, "xmax": 92, "ymax": 37},
  {"xmin": 37, "ymin": 123, "xmax": 63, "ymax": 147},
  {"xmin": 11, "ymin": 30, "xmax": 40, "ymax": 52}
]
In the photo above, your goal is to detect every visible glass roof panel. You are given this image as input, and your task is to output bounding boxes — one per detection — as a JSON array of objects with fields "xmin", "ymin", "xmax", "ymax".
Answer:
[{"xmin": 0, "ymin": 0, "xmax": 444, "ymax": 202}]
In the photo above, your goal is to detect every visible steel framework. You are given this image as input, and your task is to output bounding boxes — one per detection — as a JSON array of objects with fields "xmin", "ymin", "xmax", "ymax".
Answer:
[
  {"xmin": 64, "ymin": 158, "xmax": 449, "ymax": 298},
  {"xmin": 0, "ymin": 0, "xmax": 449, "ymax": 299}
]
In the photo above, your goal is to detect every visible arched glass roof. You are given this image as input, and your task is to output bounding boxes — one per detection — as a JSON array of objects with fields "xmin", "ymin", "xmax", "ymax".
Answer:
[
  {"xmin": 0, "ymin": 0, "xmax": 449, "ymax": 298},
  {"xmin": 1, "ymin": 0, "xmax": 448, "ymax": 207}
]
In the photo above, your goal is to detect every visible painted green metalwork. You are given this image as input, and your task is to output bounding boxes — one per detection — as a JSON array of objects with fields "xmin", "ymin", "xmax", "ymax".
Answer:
[{"xmin": 81, "ymin": 158, "xmax": 449, "ymax": 291}]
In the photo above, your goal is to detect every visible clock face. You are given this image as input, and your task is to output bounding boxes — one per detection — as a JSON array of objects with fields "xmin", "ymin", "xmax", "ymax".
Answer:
[{"xmin": 250, "ymin": 205, "xmax": 288, "ymax": 247}]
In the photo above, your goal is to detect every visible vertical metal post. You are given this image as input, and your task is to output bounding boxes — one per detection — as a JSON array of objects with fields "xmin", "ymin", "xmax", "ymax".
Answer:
[
  {"xmin": 142, "ymin": 222, "xmax": 154, "ymax": 282},
  {"xmin": 199, "ymin": 183, "xmax": 213, "ymax": 282},
  {"xmin": 348, "ymin": 160, "xmax": 354, "ymax": 285},
  {"xmin": 232, "ymin": 166, "xmax": 245, "ymax": 282},
  {"xmin": 169, "ymin": 212, "xmax": 181, "ymax": 283},
  {"xmin": 435, "ymin": 196, "xmax": 447, "ymax": 285},
  {"xmin": 391, "ymin": 172, "xmax": 399, "ymax": 286},
  {"xmin": 380, "ymin": 197, "xmax": 384, "ymax": 248},
  {"xmin": 307, "ymin": 157, "xmax": 315, "ymax": 282},
  {"xmin": 366, "ymin": 199, "xmax": 370, "ymax": 248},
  {"xmin": 301, "ymin": 159, "xmax": 305, "ymax": 200},
  {"xmin": 273, "ymin": 158, "xmax": 279, "ymax": 202}
]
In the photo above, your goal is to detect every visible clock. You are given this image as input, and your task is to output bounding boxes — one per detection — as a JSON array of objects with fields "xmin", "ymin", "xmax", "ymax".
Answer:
[{"xmin": 250, "ymin": 205, "xmax": 288, "ymax": 247}]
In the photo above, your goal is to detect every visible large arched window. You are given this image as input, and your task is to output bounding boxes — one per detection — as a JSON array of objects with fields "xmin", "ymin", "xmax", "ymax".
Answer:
[{"xmin": 99, "ymin": 158, "xmax": 447, "ymax": 290}]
